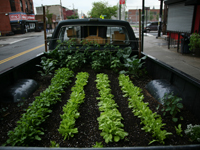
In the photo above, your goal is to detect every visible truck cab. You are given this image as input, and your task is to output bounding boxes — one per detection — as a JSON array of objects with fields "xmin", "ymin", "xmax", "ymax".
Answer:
[{"xmin": 49, "ymin": 19, "xmax": 138, "ymax": 52}]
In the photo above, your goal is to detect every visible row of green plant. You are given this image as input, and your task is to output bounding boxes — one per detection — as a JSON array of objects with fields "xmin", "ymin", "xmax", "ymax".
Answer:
[
  {"xmin": 4, "ymin": 68, "xmax": 74, "ymax": 146},
  {"xmin": 95, "ymin": 73, "xmax": 128, "ymax": 143},
  {"xmin": 118, "ymin": 74, "xmax": 172, "ymax": 144},
  {"xmin": 38, "ymin": 40, "xmax": 146, "ymax": 78},
  {"xmin": 58, "ymin": 72, "xmax": 89, "ymax": 140}
]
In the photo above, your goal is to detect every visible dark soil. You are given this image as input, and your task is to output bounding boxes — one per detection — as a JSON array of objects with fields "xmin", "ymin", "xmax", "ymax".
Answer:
[{"xmin": 0, "ymin": 66, "xmax": 200, "ymax": 147}]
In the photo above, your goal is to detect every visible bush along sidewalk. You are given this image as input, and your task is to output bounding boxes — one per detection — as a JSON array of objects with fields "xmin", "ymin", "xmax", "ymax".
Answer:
[
  {"xmin": 58, "ymin": 72, "xmax": 89, "ymax": 140},
  {"xmin": 118, "ymin": 74, "xmax": 172, "ymax": 145},
  {"xmin": 4, "ymin": 68, "xmax": 74, "ymax": 146},
  {"xmin": 95, "ymin": 73, "xmax": 128, "ymax": 143}
]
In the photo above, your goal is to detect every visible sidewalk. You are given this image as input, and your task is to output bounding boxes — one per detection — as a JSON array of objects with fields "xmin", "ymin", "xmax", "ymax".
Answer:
[
  {"xmin": 143, "ymin": 35, "xmax": 200, "ymax": 81},
  {"xmin": 0, "ymin": 31, "xmax": 46, "ymax": 46}
]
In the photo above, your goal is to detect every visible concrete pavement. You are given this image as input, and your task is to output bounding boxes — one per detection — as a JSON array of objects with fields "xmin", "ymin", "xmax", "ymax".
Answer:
[
  {"xmin": 0, "ymin": 31, "xmax": 200, "ymax": 81},
  {"xmin": 143, "ymin": 35, "xmax": 200, "ymax": 81},
  {"xmin": 0, "ymin": 31, "xmax": 46, "ymax": 46}
]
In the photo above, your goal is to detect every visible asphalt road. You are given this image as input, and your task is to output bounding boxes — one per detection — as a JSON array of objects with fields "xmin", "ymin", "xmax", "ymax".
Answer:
[{"xmin": 0, "ymin": 35, "xmax": 45, "ymax": 73}]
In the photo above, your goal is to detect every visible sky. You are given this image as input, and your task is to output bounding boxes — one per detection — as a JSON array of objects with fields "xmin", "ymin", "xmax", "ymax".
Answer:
[{"xmin": 33, "ymin": 0, "xmax": 162, "ymax": 16}]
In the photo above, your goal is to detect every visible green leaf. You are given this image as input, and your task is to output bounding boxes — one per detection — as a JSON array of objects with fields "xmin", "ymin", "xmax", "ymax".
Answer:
[
  {"xmin": 148, "ymin": 139, "xmax": 158, "ymax": 145},
  {"xmin": 114, "ymin": 136, "xmax": 120, "ymax": 142},
  {"xmin": 172, "ymin": 117, "xmax": 178, "ymax": 122},
  {"xmin": 35, "ymin": 135, "xmax": 41, "ymax": 141},
  {"xmin": 177, "ymin": 103, "xmax": 183, "ymax": 109}
]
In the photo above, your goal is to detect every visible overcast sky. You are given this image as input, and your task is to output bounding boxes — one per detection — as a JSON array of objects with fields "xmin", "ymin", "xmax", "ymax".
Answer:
[{"xmin": 33, "ymin": 0, "xmax": 162, "ymax": 16}]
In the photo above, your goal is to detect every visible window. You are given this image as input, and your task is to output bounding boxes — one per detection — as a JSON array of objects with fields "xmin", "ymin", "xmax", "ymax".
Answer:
[
  {"xmin": 20, "ymin": 0, "xmax": 23, "ymax": 12},
  {"xmin": 57, "ymin": 25, "xmax": 130, "ymax": 45},
  {"xmin": 9, "ymin": 0, "xmax": 16, "ymax": 11}
]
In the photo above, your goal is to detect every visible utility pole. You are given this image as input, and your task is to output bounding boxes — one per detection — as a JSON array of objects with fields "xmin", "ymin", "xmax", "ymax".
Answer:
[
  {"xmin": 60, "ymin": 0, "xmax": 63, "ymax": 20},
  {"xmin": 141, "ymin": 0, "xmax": 145, "ymax": 52},
  {"xmin": 157, "ymin": 0, "xmax": 163, "ymax": 37},
  {"xmin": 119, "ymin": 3, "xmax": 121, "ymax": 20},
  {"xmin": 43, "ymin": 6, "xmax": 47, "ymax": 52}
]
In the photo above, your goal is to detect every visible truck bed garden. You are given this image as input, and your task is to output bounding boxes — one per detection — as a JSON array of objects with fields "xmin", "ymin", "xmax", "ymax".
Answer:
[{"xmin": 0, "ymin": 65, "xmax": 200, "ymax": 147}]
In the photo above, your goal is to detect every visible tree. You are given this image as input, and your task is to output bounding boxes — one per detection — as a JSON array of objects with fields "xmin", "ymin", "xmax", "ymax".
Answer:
[
  {"xmin": 67, "ymin": 14, "xmax": 79, "ymax": 19},
  {"xmin": 46, "ymin": 9, "xmax": 53, "ymax": 24},
  {"xmin": 88, "ymin": 1, "xmax": 118, "ymax": 19}
]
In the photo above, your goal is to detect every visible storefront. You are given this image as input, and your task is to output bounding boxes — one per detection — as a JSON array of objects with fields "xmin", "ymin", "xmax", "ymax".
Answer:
[{"xmin": 9, "ymin": 12, "xmax": 38, "ymax": 34}]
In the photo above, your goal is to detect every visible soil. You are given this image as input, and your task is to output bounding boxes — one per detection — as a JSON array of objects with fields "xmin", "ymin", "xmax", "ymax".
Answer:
[{"xmin": 0, "ymin": 65, "xmax": 200, "ymax": 147}]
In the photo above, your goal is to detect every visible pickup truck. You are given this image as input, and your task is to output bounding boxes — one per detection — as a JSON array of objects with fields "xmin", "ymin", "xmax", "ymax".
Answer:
[{"xmin": 0, "ymin": 19, "xmax": 200, "ymax": 150}]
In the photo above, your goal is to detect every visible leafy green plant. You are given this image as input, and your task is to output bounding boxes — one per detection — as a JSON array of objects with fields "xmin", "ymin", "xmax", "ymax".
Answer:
[
  {"xmin": 4, "ymin": 68, "xmax": 74, "ymax": 146},
  {"xmin": 36, "ymin": 57, "xmax": 58, "ymax": 76},
  {"xmin": 50, "ymin": 141, "xmax": 60, "ymax": 147},
  {"xmin": 160, "ymin": 93, "xmax": 183, "ymax": 122},
  {"xmin": 175, "ymin": 124, "xmax": 183, "ymax": 137},
  {"xmin": 92, "ymin": 142, "xmax": 103, "ymax": 148},
  {"xmin": 58, "ymin": 72, "xmax": 89, "ymax": 140},
  {"xmin": 185, "ymin": 124, "xmax": 200, "ymax": 142},
  {"xmin": 110, "ymin": 57, "xmax": 122, "ymax": 73},
  {"xmin": 118, "ymin": 74, "xmax": 172, "ymax": 144},
  {"xmin": 91, "ymin": 60, "xmax": 103, "ymax": 71},
  {"xmin": 119, "ymin": 55, "xmax": 147, "ymax": 78},
  {"xmin": 95, "ymin": 73, "xmax": 128, "ymax": 143},
  {"xmin": 188, "ymin": 33, "xmax": 200, "ymax": 51}
]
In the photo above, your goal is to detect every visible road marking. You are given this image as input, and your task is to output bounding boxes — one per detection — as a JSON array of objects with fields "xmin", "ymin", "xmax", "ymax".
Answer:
[
  {"xmin": 0, "ymin": 44, "xmax": 44, "ymax": 65},
  {"xmin": 10, "ymin": 38, "xmax": 29, "ymax": 44}
]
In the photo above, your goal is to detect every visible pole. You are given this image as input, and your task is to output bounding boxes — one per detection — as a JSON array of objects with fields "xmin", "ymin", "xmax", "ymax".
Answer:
[
  {"xmin": 119, "ymin": 3, "xmax": 121, "ymax": 20},
  {"xmin": 139, "ymin": 9, "xmax": 142, "ymax": 58},
  {"xmin": 43, "ymin": 6, "xmax": 47, "ymax": 52},
  {"xmin": 157, "ymin": 0, "xmax": 163, "ymax": 37},
  {"xmin": 141, "ymin": 0, "xmax": 144, "ymax": 52}
]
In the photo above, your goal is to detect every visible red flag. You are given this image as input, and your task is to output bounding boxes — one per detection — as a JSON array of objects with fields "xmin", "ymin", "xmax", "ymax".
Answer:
[{"xmin": 119, "ymin": 0, "xmax": 125, "ymax": 5}]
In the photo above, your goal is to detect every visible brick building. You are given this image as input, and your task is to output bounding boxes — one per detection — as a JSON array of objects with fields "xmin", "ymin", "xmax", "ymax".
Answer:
[
  {"xmin": 0, "ymin": 0, "xmax": 38, "ymax": 35},
  {"xmin": 128, "ymin": 9, "xmax": 162, "ymax": 23}
]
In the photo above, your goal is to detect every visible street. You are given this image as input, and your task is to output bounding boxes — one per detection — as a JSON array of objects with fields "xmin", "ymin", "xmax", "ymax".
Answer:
[{"xmin": 0, "ymin": 32, "xmax": 45, "ymax": 73}]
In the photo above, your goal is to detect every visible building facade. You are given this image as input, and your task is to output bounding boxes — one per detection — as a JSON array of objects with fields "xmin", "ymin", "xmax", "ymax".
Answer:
[
  {"xmin": 0, "ymin": 0, "xmax": 37, "ymax": 35},
  {"xmin": 128, "ymin": 9, "xmax": 162, "ymax": 24},
  {"xmin": 36, "ymin": 5, "xmax": 63, "ymax": 22}
]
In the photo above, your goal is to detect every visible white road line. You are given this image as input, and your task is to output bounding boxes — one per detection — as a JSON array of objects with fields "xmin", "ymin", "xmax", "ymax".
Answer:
[{"xmin": 9, "ymin": 38, "xmax": 29, "ymax": 44}]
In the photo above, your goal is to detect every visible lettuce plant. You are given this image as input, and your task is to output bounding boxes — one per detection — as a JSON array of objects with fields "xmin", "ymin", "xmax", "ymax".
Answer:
[
  {"xmin": 4, "ymin": 68, "xmax": 74, "ymax": 146},
  {"xmin": 95, "ymin": 73, "xmax": 128, "ymax": 143},
  {"xmin": 58, "ymin": 72, "xmax": 89, "ymax": 140},
  {"xmin": 185, "ymin": 124, "xmax": 200, "ymax": 142},
  {"xmin": 118, "ymin": 74, "xmax": 172, "ymax": 144}
]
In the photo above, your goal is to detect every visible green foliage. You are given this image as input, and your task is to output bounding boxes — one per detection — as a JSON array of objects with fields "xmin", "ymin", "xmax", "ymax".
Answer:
[
  {"xmin": 4, "ymin": 68, "xmax": 74, "ymax": 146},
  {"xmin": 185, "ymin": 124, "xmax": 200, "ymax": 142},
  {"xmin": 88, "ymin": 1, "xmax": 118, "ymax": 19},
  {"xmin": 175, "ymin": 124, "xmax": 183, "ymax": 137},
  {"xmin": 110, "ymin": 57, "xmax": 122, "ymax": 73},
  {"xmin": 90, "ymin": 49, "xmax": 112, "ymax": 71},
  {"xmin": 46, "ymin": 9, "xmax": 53, "ymax": 24},
  {"xmin": 118, "ymin": 74, "xmax": 172, "ymax": 144},
  {"xmin": 36, "ymin": 57, "xmax": 58, "ymax": 76},
  {"xmin": 92, "ymin": 142, "xmax": 103, "ymax": 148},
  {"xmin": 119, "ymin": 55, "xmax": 147, "ymax": 78},
  {"xmin": 50, "ymin": 141, "xmax": 60, "ymax": 147},
  {"xmin": 58, "ymin": 72, "xmax": 89, "ymax": 140},
  {"xmin": 161, "ymin": 93, "xmax": 183, "ymax": 122},
  {"xmin": 188, "ymin": 33, "xmax": 200, "ymax": 51},
  {"xmin": 66, "ymin": 14, "xmax": 79, "ymax": 19},
  {"xmin": 95, "ymin": 73, "xmax": 128, "ymax": 143}
]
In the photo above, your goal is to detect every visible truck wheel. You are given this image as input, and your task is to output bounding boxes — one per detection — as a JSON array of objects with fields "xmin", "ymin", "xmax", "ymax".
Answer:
[{"xmin": 147, "ymin": 29, "xmax": 150, "ymax": 33}]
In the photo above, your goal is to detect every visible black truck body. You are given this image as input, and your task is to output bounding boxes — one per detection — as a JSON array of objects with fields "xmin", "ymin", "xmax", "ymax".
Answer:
[{"xmin": 0, "ymin": 19, "xmax": 200, "ymax": 149}]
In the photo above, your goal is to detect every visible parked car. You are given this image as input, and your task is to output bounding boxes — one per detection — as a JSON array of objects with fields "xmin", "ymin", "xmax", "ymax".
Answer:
[
  {"xmin": 49, "ymin": 19, "xmax": 139, "ymax": 52},
  {"xmin": 144, "ymin": 21, "xmax": 160, "ymax": 32}
]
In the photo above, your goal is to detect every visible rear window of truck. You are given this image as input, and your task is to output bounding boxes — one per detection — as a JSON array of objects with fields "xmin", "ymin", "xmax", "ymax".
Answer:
[{"xmin": 57, "ymin": 25, "xmax": 130, "ymax": 45}]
